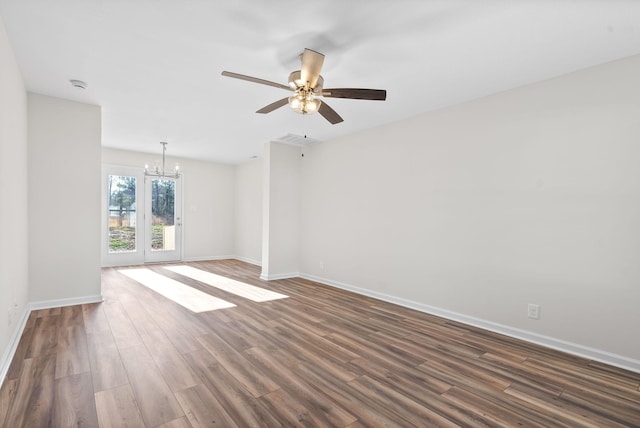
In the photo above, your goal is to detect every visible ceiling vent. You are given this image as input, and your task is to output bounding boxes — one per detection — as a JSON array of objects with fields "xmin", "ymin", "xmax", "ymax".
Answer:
[{"xmin": 273, "ymin": 133, "xmax": 320, "ymax": 146}]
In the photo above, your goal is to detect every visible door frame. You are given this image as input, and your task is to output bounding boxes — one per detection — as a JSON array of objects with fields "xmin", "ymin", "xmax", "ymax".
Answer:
[
  {"xmin": 143, "ymin": 175, "xmax": 183, "ymax": 263},
  {"xmin": 102, "ymin": 165, "xmax": 145, "ymax": 267},
  {"xmin": 101, "ymin": 165, "xmax": 184, "ymax": 267}
]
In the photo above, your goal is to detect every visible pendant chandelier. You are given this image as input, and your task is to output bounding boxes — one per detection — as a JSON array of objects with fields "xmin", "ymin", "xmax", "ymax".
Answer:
[{"xmin": 144, "ymin": 142, "xmax": 180, "ymax": 178}]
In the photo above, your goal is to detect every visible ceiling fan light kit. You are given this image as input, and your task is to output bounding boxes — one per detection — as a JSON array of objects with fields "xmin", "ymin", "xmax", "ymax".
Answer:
[
  {"xmin": 222, "ymin": 48, "xmax": 387, "ymax": 124},
  {"xmin": 288, "ymin": 70, "xmax": 323, "ymax": 114},
  {"xmin": 288, "ymin": 93, "xmax": 321, "ymax": 114}
]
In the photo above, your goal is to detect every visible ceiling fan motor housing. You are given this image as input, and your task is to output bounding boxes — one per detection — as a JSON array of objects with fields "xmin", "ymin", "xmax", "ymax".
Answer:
[{"xmin": 288, "ymin": 70, "xmax": 324, "ymax": 92}]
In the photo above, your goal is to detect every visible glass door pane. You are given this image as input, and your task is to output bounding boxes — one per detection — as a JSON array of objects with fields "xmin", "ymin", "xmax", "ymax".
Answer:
[
  {"xmin": 145, "ymin": 177, "xmax": 181, "ymax": 262},
  {"xmin": 103, "ymin": 166, "xmax": 144, "ymax": 267},
  {"xmin": 150, "ymin": 178, "xmax": 175, "ymax": 252},
  {"xmin": 108, "ymin": 175, "xmax": 137, "ymax": 253}
]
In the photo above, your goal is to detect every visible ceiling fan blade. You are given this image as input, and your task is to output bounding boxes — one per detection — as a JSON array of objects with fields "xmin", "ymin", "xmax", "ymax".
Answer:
[
  {"xmin": 300, "ymin": 48, "xmax": 325, "ymax": 89},
  {"xmin": 221, "ymin": 71, "xmax": 291, "ymax": 91},
  {"xmin": 322, "ymin": 88, "xmax": 387, "ymax": 101},
  {"xmin": 256, "ymin": 97, "xmax": 290, "ymax": 114},
  {"xmin": 318, "ymin": 101, "xmax": 343, "ymax": 125}
]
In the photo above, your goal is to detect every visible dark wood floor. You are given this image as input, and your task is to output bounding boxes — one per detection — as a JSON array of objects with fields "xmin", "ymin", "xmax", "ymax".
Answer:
[{"xmin": 1, "ymin": 259, "xmax": 639, "ymax": 427}]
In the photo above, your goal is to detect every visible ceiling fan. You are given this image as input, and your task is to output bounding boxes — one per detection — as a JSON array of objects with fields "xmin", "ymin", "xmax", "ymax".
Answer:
[{"xmin": 222, "ymin": 48, "xmax": 386, "ymax": 124}]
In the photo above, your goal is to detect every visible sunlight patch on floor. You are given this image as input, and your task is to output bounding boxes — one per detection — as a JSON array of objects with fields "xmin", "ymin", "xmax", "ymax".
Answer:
[
  {"xmin": 119, "ymin": 268, "xmax": 236, "ymax": 312},
  {"xmin": 164, "ymin": 265, "xmax": 289, "ymax": 302}
]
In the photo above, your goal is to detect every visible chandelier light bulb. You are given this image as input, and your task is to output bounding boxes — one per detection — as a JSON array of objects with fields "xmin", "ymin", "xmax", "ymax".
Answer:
[{"xmin": 144, "ymin": 142, "xmax": 181, "ymax": 178}]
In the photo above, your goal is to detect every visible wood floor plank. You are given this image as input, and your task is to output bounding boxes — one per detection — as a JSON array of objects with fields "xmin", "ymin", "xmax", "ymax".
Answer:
[
  {"xmin": 350, "ymin": 375, "xmax": 464, "ymax": 428},
  {"xmin": 119, "ymin": 296, "xmax": 162, "ymax": 338},
  {"xmin": 139, "ymin": 327, "xmax": 200, "ymax": 393},
  {"xmin": 441, "ymin": 385, "xmax": 551, "ymax": 428},
  {"xmin": 95, "ymin": 384, "xmax": 146, "ymax": 428},
  {"xmin": 174, "ymin": 383, "xmax": 238, "ymax": 428},
  {"xmin": 55, "ymin": 324, "xmax": 91, "ymax": 379},
  {"xmin": 327, "ymin": 332, "xmax": 418, "ymax": 377},
  {"xmin": 25, "ymin": 314, "xmax": 59, "ymax": 358},
  {"xmin": 0, "ymin": 378, "xmax": 17, "ymax": 427},
  {"xmin": 85, "ymin": 329, "xmax": 129, "ymax": 392},
  {"xmin": 587, "ymin": 360, "xmax": 640, "ymax": 384},
  {"xmin": 3, "ymin": 260, "xmax": 640, "ymax": 427},
  {"xmin": 559, "ymin": 388, "xmax": 640, "ymax": 427},
  {"xmin": 258, "ymin": 388, "xmax": 324, "ymax": 427},
  {"xmin": 504, "ymin": 382, "xmax": 628, "ymax": 428},
  {"xmin": 4, "ymin": 324, "xmax": 33, "ymax": 380},
  {"xmin": 326, "ymin": 328, "xmax": 425, "ymax": 373},
  {"xmin": 198, "ymin": 314, "xmax": 254, "ymax": 353},
  {"xmin": 196, "ymin": 332, "xmax": 280, "ymax": 398},
  {"xmin": 136, "ymin": 295, "xmax": 206, "ymax": 355},
  {"xmin": 35, "ymin": 307, "xmax": 62, "ymax": 317},
  {"xmin": 524, "ymin": 357, "xmax": 640, "ymax": 400},
  {"xmin": 406, "ymin": 328, "xmax": 488, "ymax": 358},
  {"xmin": 291, "ymin": 361, "xmax": 413, "ymax": 428},
  {"xmin": 59, "ymin": 304, "xmax": 85, "ymax": 327},
  {"xmin": 119, "ymin": 344, "xmax": 185, "ymax": 427},
  {"xmin": 272, "ymin": 316, "xmax": 360, "ymax": 363},
  {"xmin": 4, "ymin": 354, "xmax": 56, "ymax": 427},
  {"xmin": 82, "ymin": 302, "xmax": 111, "ymax": 334},
  {"xmin": 243, "ymin": 346, "xmax": 358, "ymax": 426},
  {"xmin": 52, "ymin": 372, "xmax": 99, "ymax": 427},
  {"xmin": 266, "ymin": 324, "xmax": 360, "ymax": 383},
  {"xmin": 359, "ymin": 367, "xmax": 496, "ymax": 427},
  {"xmin": 182, "ymin": 348, "xmax": 283, "ymax": 427},
  {"xmin": 102, "ymin": 300, "xmax": 143, "ymax": 350},
  {"xmin": 156, "ymin": 417, "xmax": 193, "ymax": 428}
]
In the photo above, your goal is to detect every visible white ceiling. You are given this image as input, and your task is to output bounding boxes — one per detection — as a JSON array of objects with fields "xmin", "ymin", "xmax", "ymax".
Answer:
[{"xmin": 1, "ymin": 1, "xmax": 640, "ymax": 164}]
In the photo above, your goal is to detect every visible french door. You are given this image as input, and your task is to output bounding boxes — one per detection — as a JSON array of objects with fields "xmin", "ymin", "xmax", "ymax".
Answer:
[
  {"xmin": 144, "ymin": 176, "xmax": 181, "ymax": 263},
  {"xmin": 102, "ymin": 166, "xmax": 182, "ymax": 266}
]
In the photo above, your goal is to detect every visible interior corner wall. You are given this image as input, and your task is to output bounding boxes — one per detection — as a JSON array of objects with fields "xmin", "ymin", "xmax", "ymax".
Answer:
[
  {"xmin": 299, "ymin": 54, "xmax": 640, "ymax": 363},
  {"xmin": 101, "ymin": 148, "xmax": 235, "ymax": 261},
  {"xmin": 261, "ymin": 142, "xmax": 301, "ymax": 279},
  {"xmin": 0, "ymin": 15, "xmax": 29, "ymax": 379},
  {"xmin": 234, "ymin": 158, "xmax": 263, "ymax": 265},
  {"xmin": 28, "ymin": 93, "xmax": 102, "ymax": 303}
]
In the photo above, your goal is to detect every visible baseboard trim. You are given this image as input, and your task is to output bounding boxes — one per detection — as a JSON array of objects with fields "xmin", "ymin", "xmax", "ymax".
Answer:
[
  {"xmin": 1, "ymin": 294, "xmax": 103, "ymax": 388},
  {"xmin": 0, "ymin": 306, "xmax": 30, "ymax": 387},
  {"xmin": 29, "ymin": 295, "xmax": 104, "ymax": 311},
  {"xmin": 232, "ymin": 256, "xmax": 262, "ymax": 267},
  {"xmin": 299, "ymin": 273, "xmax": 640, "ymax": 374},
  {"xmin": 181, "ymin": 255, "xmax": 236, "ymax": 262},
  {"xmin": 260, "ymin": 272, "xmax": 299, "ymax": 281},
  {"xmin": 181, "ymin": 256, "xmax": 262, "ymax": 267}
]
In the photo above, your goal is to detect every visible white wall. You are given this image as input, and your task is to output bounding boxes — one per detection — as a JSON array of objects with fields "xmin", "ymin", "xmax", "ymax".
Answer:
[
  {"xmin": 261, "ymin": 142, "xmax": 301, "ymax": 279},
  {"xmin": 28, "ymin": 94, "xmax": 102, "ymax": 303},
  {"xmin": 0, "ymin": 15, "xmax": 29, "ymax": 380},
  {"xmin": 300, "ymin": 55, "xmax": 640, "ymax": 365},
  {"xmin": 102, "ymin": 148, "xmax": 235, "ymax": 261},
  {"xmin": 234, "ymin": 158, "xmax": 262, "ymax": 265}
]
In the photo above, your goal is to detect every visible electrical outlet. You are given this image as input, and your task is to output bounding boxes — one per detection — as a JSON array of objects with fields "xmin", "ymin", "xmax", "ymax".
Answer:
[
  {"xmin": 320, "ymin": 261, "xmax": 325, "ymax": 269},
  {"xmin": 527, "ymin": 303, "xmax": 540, "ymax": 320}
]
